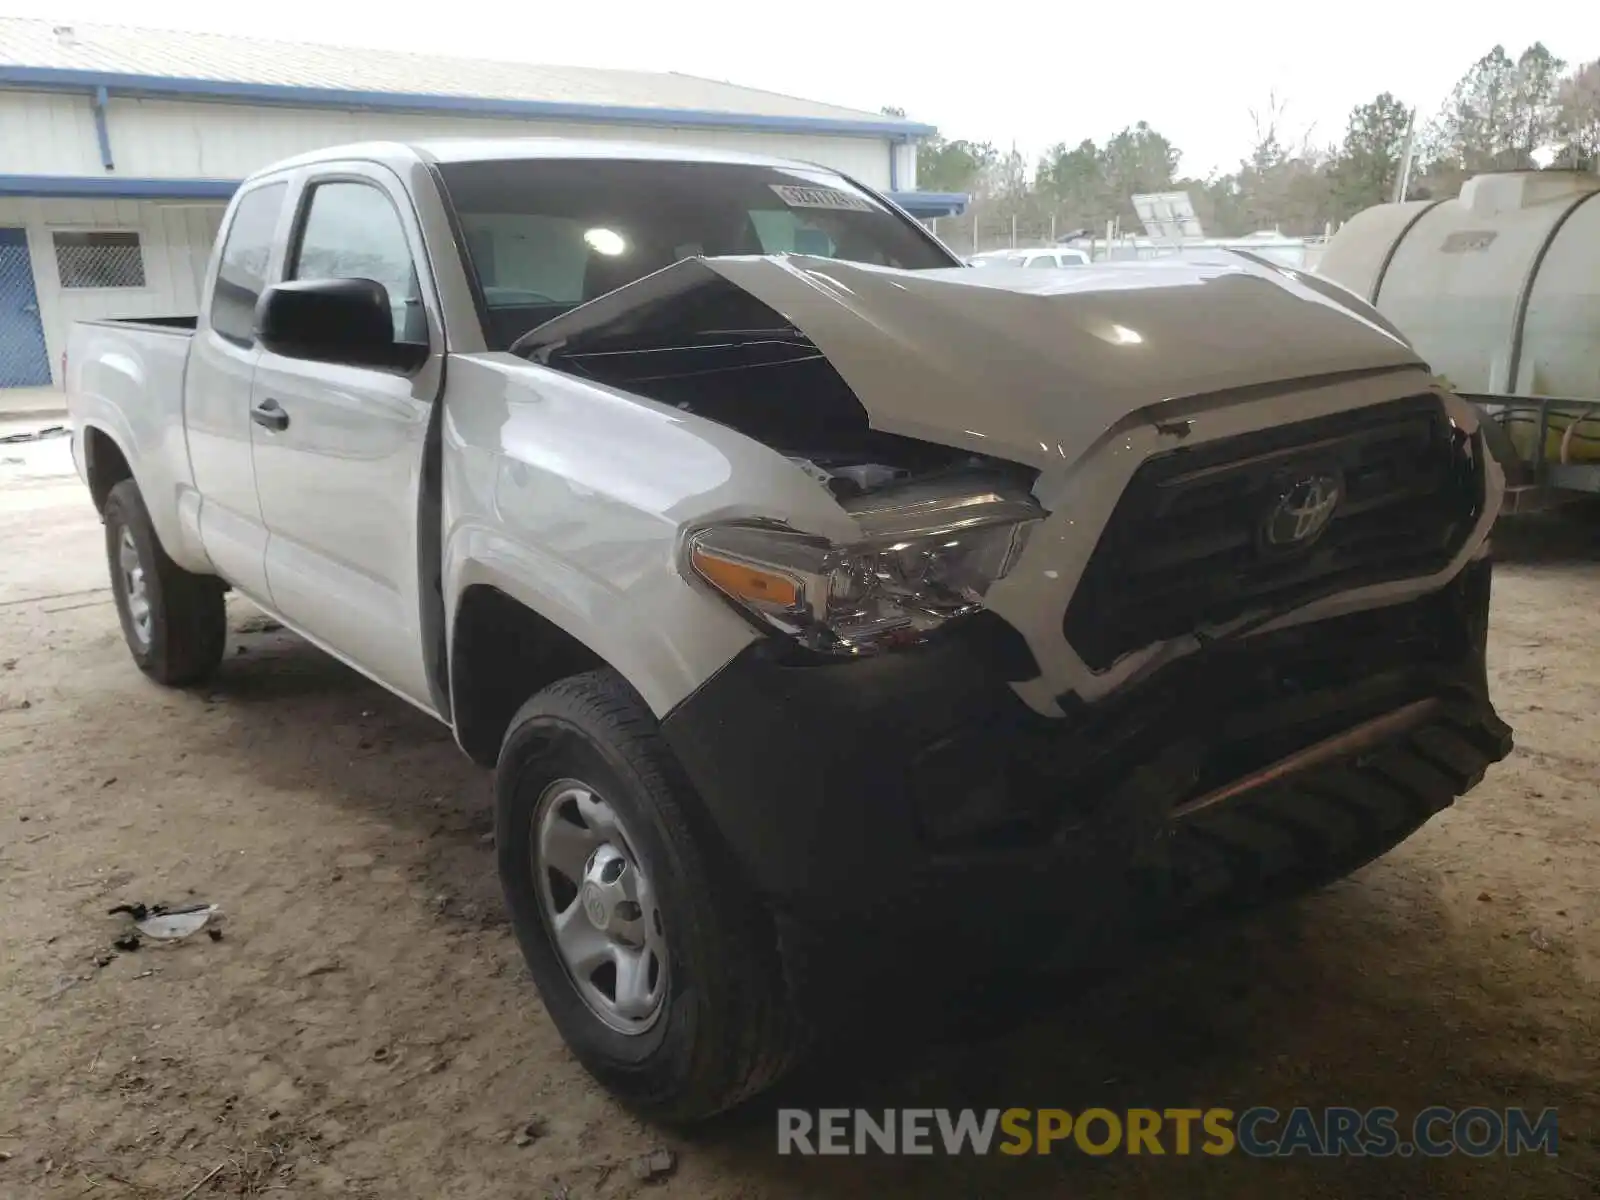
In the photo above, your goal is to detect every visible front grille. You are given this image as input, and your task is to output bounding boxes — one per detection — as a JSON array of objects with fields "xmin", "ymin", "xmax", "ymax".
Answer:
[{"xmin": 1062, "ymin": 395, "xmax": 1482, "ymax": 671}]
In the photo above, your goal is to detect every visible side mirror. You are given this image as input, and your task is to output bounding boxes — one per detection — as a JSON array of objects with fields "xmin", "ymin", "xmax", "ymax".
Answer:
[{"xmin": 255, "ymin": 278, "xmax": 426, "ymax": 370}]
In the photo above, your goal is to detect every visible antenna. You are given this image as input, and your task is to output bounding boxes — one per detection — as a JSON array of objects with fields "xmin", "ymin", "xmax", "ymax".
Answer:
[{"xmin": 1131, "ymin": 192, "xmax": 1204, "ymax": 246}]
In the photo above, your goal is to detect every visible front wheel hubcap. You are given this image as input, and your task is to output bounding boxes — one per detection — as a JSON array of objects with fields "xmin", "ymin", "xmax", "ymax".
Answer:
[
  {"xmin": 533, "ymin": 780, "xmax": 668, "ymax": 1035},
  {"xmin": 118, "ymin": 526, "xmax": 152, "ymax": 648}
]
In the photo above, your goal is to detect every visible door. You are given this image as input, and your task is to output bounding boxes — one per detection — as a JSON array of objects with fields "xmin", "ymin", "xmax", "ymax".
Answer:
[
  {"xmin": 0, "ymin": 228, "xmax": 51, "ymax": 387},
  {"xmin": 187, "ymin": 180, "xmax": 292, "ymax": 602},
  {"xmin": 249, "ymin": 166, "xmax": 444, "ymax": 707}
]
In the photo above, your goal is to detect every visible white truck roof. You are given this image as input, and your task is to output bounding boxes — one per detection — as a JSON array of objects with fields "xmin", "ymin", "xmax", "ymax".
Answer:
[{"xmin": 246, "ymin": 137, "xmax": 828, "ymax": 183}]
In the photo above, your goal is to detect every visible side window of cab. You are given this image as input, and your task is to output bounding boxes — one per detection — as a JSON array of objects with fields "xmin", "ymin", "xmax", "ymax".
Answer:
[
  {"xmin": 209, "ymin": 182, "xmax": 287, "ymax": 347},
  {"xmin": 289, "ymin": 181, "xmax": 427, "ymax": 345}
]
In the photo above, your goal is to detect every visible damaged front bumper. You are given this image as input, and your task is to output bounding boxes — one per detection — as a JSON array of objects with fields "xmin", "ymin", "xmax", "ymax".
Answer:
[{"xmin": 660, "ymin": 557, "xmax": 1512, "ymax": 956}]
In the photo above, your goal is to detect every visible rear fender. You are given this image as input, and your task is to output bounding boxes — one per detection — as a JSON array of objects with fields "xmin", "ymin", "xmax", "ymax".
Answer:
[{"xmin": 68, "ymin": 336, "xmax": 212, "ymax": 575}]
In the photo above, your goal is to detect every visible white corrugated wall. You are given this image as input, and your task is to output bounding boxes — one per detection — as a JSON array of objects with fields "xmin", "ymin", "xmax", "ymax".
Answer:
[
  {"xmin": 1, "ymin": 88, "xmax": 901, "ymax": 385},
  {"xmin": 0, "ymin": 196, "xmax": 223, "ymax": 384},
  {"xmin": 1, "ymin": 92, "xmax": 895, "ymax": 187}
]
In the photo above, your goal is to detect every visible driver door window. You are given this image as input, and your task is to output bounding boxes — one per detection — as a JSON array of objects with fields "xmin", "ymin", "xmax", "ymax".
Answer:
[{"xmin": 291, "ymin": 182, "xmax": 425, "ymax": 344}]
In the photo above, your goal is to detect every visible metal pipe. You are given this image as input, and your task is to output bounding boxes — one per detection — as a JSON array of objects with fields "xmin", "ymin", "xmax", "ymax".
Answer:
[
  {"xmin": 1170, "ymin": 698, "xmax": 1442, "ymax": 820},
  {"xmin": 1392, "ymin": 109, "xmax": 1417, "ymax": 204},
  {"xmin": 91, "ymin": 85, "xmax": 114, "ymax": 171},
  {"xmin": 1534, "ymin": 402, "xmax": 1550, "ymax": 476}
]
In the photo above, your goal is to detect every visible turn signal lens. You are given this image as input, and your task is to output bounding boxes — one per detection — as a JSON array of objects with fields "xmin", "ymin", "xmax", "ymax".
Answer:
[{"xmin": 689, "ymin": 546, "xmax": 802, "ymax": 610}]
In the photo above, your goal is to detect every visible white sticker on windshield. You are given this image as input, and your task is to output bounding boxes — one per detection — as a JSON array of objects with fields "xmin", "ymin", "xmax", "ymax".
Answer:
[{"xmin": 769, "ymin": 184, "xmax": 874, "ymax": 212}]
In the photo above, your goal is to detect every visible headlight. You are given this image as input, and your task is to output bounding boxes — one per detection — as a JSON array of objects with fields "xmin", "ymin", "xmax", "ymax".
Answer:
[{"xmin": 684, "ymin": 477, "xmax": 1043, "ymax": 656}]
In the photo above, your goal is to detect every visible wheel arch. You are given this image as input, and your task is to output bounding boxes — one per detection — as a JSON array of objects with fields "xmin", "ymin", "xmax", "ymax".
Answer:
[
  {"xmin": 449, "ymin": 582, "xmax": 609, "ymax": 766},
  {"xmin": 82, "ymin": 422, "xmax": 135, "ymax": 515},
  {"xmin": 77, "ymin": 417, "xmax": 212, "ymax": 575},
  {"xmin": 445, "ymin": 536, "xmax": 758, "ymax": 765}
]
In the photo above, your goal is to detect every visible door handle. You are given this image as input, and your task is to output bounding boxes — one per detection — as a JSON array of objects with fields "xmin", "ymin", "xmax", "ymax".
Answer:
[{"xmin": 250, "ymin": 398, "xmax": 290, "ymax": 432}]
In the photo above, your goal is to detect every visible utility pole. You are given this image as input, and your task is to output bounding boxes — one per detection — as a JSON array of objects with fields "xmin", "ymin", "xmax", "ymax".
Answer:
[{"xmin": 1392, "ymin": 108, "xmax": 1418, "ymax": 204}]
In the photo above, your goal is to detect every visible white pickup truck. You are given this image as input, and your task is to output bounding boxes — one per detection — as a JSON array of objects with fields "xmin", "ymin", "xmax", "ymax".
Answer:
[{"xmin": 67, "ymin": 138, "xmax": 1513, "ymax": 1121}]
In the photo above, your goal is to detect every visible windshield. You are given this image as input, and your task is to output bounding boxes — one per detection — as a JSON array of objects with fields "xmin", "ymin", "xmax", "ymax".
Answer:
[
  {"xmin": 435, "ymin": 157, "xmax": 958, "ymax": 350},
  {"xmin": 969, "ymin": 254, "xmax": 1021, "ymax": 268}
]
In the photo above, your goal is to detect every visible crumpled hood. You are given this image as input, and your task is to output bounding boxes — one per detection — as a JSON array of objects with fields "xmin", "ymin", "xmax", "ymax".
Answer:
[{"xmin": 519, "ymin": 253, "xmax": 1423, "ymax": 469}]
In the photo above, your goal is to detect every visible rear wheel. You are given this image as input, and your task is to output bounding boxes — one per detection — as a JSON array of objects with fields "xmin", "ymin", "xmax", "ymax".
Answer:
[
  {"xmin": 103, "ymin": 480, "xmax": 226, "ymax": 686},
  {"xmin": 495, "ymin": 669, "xmax": 803, "ymax": 1122}
]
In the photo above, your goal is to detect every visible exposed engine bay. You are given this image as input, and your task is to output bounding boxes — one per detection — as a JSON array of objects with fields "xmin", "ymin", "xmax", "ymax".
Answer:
[
  {"xmin": 514, "ymin": 265, "xmax": 1037, "ymax": 502},
  {"xmin": 515, "ymin": 273, "xmax": 1055, "ymax": 658}
]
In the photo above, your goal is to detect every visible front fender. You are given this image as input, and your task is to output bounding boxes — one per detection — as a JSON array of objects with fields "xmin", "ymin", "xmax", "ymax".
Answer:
[
  {"xmin": 439, "ymin": 354, "xmax": 862, "ymax": 717},
  {"xmin": 445, "ymin": 524, "xmax": 759, "ymax": 719}
]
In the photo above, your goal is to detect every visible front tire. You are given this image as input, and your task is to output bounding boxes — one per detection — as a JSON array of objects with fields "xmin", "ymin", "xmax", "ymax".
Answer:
[
  {"xmin": 495, "ymin": 669, "xmax": 802, "ymax": 1122},
  {"xmin": 103, "ymin": 480, "xmax": 226, "ymax": 686}
]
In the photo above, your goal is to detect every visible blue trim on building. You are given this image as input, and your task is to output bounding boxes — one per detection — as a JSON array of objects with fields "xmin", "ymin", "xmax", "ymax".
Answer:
[
  {"xmin": 90, "ymin": 86, "xmax": 114, "ymax": 170},
  {"xmin": 0, "ymin": 65, "xmax": 938, "ymax": 139},
  {"xmin": 888, "ymin": 191, "xmax": 968, "ymax": 218},
  {"xmin": 0, "ymin": 175, "xmax": 242, "ymax": 198}
]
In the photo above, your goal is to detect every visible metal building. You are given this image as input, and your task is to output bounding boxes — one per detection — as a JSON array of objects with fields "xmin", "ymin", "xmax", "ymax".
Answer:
[{"xmin": 0, "ymin": 18, "xmax": 966, "ymax": 389}]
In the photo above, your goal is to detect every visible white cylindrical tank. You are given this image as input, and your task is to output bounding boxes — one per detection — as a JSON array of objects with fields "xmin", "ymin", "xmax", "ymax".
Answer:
[{"xmin": 1317, "ymin": 171, "xmax": 1600, "ymax": 462}]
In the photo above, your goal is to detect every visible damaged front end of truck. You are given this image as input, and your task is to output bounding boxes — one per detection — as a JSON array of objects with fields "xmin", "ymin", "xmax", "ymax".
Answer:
[{"xmin": 513, "ymin": 253, "xmax": 1514, "ymax": 958}]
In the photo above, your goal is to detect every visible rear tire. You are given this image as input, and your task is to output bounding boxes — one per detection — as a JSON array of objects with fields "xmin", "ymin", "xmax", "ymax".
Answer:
[
  {"xmin": 104, "ymin": 480, "xmax": 226, "ymax": 686},
  {"xmin": 495, "ymin": 669, "xmax": 803, "ymax": 1122}
]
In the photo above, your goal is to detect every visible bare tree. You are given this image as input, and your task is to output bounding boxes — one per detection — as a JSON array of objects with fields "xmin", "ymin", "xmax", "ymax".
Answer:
[{"xmin": 1553, "ymin": 60, "xmax": 1600, "ymax": 168}]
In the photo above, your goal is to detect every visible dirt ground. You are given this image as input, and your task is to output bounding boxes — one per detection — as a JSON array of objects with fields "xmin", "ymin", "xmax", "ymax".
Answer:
[{"xmin": 1, "ymin": 421, "xmax": 1596, "ymax": 1199}]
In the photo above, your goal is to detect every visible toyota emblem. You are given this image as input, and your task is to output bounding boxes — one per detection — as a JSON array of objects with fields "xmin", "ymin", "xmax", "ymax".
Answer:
[
  {"xmin": 580, "ymin": 882, "xmax": 609, "ymax": 929},
  {"xmin": 1261, "ymin": 473, "xmax": 1342, "ymax": 549}
]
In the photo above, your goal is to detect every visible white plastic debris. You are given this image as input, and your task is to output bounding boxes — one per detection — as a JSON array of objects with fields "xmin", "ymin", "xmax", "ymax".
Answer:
[{"xmin": 135, "ymin": 904, "xmax": 222, "ymax": 942}]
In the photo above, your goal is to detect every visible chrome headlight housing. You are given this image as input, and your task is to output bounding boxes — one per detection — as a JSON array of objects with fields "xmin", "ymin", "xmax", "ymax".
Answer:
[{"xmin": 684, "ymin": 477, "xmax": 1043, "ymax": 656}]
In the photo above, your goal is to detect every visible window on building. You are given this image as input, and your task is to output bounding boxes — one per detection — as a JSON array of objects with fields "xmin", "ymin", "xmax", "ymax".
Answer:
[
  {"xmin": 290, "ymin": 181, "xmax": 425, "ymax": 344},
  {"xmin": 52, "ymin": 231, "xmax": 146, "ymax": 289},
  {"xmin": 210, "ymin": 182, "xmax": 287, "ymax": 346}
]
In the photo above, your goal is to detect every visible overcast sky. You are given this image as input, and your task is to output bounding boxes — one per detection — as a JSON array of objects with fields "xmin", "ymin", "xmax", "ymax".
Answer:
[{"xmin": 6, "ymin": 0, "xmax": 1592, "ymax": 177}]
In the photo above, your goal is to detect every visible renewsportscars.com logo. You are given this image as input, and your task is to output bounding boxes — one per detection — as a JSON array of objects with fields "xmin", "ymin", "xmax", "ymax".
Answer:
[{"xmin": 777, "ymin": 1106, "xmax": 1560, "ymax": 1158}]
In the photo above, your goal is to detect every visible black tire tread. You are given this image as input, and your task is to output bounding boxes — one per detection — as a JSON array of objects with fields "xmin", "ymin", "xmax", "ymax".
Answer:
[
  {"xmin": 500, "ymin": 669, "xmax": 806, "ymax": 1122},
  {"xmin": 103, "ymin": 480, "xmax": 226, "ymax": 686}
]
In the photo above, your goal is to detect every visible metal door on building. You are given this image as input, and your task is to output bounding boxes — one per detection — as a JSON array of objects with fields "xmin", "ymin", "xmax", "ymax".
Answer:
[{"xmin": 0, "ymin": 228, "xmax": 52, "ymax": 387}]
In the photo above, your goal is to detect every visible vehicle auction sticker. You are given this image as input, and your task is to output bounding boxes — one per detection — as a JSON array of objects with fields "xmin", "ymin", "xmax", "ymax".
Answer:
[{"xmin": 769, "ymin": 184, "xmax": 875, "ymax": 212}]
